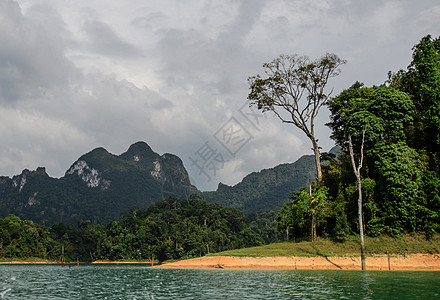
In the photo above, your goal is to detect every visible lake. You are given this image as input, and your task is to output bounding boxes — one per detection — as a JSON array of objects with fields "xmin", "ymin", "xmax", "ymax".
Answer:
[{"xmin": 1, "ymin": 264, "xmax": 439, "ymax": 299}]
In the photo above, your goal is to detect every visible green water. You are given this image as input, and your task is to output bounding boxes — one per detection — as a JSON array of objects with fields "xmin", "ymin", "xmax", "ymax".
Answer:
[{"xmin": 0, "ymin": 264, "xmax": 439, "ymax": 299}]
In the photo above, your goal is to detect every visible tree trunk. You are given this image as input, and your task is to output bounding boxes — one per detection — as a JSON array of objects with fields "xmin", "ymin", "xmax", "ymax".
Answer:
[
  {"xmin": 349, "ymin": 132, "xmax": 366, "ymax": 270},
  {"xmin": 312, "ymin": 139, "xmax": 322, "ymax": 182},
  {"xmin": 357, "ymin": 177, "xmax": 366, "ymax": 270},
  {"xmin": 309, "ymin": 180, "xmax": 317, "ymax": 242}
]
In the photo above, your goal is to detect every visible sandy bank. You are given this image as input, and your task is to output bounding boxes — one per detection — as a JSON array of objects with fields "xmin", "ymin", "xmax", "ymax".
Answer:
[
  {"xmin": 152, "ymin": 254, "xmax": 440, "ymax": 271},
  {"xmin": 91, "ymin": 260, "xmax": 156, "ymax": 264},
  {"xmin": 0, "ymin": 260, "xmax": 155, "ymax": 265},
  {"xmin": 0, "ymin": 261, "xmax": 58, "ymax": 264}
]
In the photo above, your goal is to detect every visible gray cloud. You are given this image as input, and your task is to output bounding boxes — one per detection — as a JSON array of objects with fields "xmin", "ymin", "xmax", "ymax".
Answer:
[
  {"xmin": 154, "ymin": 0, "xmax": 264, "ymax": 96},
  {"xmin": 83, "ymin": 20, "xmax": 139, "ymax": 57},
  {"xmin": 0, "ymin": 1, "xmax": 77, "ymax": 102},
  {"xmin": 0, "ymin": 1, "xmax": 177, "ymax": 180},
  {"xmin": 1, "ymin": 0, "xmax": 440, "ymax": 191}
]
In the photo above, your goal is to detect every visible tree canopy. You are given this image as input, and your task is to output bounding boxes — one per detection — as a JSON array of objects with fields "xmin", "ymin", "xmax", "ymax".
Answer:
[
  {"xmin": 248, "ymin": 53, "xmax": 346, "ymax": 182},
  {"xmin": 279, "ymin": 35, "xmax": 440, "ymax": 241},
  {"xmin": 0, "ymin": 197, "xmax": 276, "ymax": 262}
]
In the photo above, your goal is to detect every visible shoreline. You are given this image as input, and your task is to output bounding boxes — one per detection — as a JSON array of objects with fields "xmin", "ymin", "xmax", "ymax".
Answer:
[
  {"xmin": 152, "ymin": 254, "xmax": 440, "ymax": 271},
  {"xmin": 3, "ymin": 254, "xmax": 440, "ymax": 270},
  {"xmin": 91, "ymin": 260, "xmax": 157, "ymax": 264},
  {"xmin": 0, "ymin": 261, "xmax": 60, "ymax": 265},
  {"xmin": 0, "ymin": 260, "xmax": 156, "ymax": 265}
]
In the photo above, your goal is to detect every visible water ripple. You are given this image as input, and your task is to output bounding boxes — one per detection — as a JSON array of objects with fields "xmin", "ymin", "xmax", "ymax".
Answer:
[{"xmin": 0, "ymin": 265, "xmax": 439, "ymax": 299}]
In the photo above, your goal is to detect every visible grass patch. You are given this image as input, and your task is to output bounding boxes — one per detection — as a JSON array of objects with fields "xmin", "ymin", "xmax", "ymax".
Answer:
[{"xmin": 209, "ymin": 234, "xmax": 440, "ymax": 257}]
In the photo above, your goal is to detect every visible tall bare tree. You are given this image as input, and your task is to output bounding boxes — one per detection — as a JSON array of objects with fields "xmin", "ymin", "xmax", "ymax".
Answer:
[
  {"xmin": 348, "ymin": 131, "xmax": 366, "ymax": 270},
  {"xmin": 248, "ymin": 54, "xmax": 345, "ymax": 241},
  {"xmin": 248, "ymin": 53, "xmax": 346, "ymax": 182}
]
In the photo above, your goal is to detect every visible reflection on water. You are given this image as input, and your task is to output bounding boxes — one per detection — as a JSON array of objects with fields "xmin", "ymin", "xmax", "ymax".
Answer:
[{"xmin": 0, "ymin": 264, "xmax": 439, "ymax": 299}]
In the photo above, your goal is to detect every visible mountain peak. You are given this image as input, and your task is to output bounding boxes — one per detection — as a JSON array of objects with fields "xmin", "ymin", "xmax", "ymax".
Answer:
[
  {"xmin": 72, "ymin": 147, "xmax": 114, "ymax": 168},
  {"xmin": 128, "ymin": 141, "xmax": 153, "ymax": 152},
  {"xmin": 1, "ymin": 141, "xmax": 198, "ymax": 225},
  {"xmin": 120, "ymin": 141, "xmax": 158, "ymax": 162},
  {"xmin": 35, "ymin": 167, "xmax": 48, "ymax": 176},
  {"xmin": 77, "ymin": 147, "xmax": 112, "ymax": 162},
  {"xmin": 88, "ymin": 147, "xmax": 110, "ymax": 156}
]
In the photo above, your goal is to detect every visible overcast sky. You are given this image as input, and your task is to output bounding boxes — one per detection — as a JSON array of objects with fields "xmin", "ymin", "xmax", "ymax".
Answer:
[{"xmin": 1, "ymin": 0, "xmax": 439, "ymax": 191}]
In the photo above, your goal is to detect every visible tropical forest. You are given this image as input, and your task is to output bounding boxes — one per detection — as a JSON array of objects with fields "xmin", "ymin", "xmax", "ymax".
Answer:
[{"xmin": 1, "ymin": 34, "xmax": 439, "ymax": 263}]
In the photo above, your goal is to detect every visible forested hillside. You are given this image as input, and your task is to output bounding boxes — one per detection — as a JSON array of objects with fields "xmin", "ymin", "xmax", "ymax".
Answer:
[
  {"xmin": 0, "ymin": 142, "xmax": 322, "ymax": 225},
  {"xmin": 278, "ymin": 35, "xmax": 440, "ymax": 241},
  {"xmin": 0, "ymin": 142, "xmax": 197, "ymax": 225},
  {"xmin": 1, "ymin": 34, "xmax": 439, "ymax": 264},
  {"xmin": 202, "ymin": 154, "xmax": 317, "ymax": 215},
  {"xmin": 0, "ymin": 197, "xmax": 268, "ymax": 262}
]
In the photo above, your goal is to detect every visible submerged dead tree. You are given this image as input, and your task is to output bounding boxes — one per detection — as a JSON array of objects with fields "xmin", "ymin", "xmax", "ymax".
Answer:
[{"xmin": 348, "ymin": 131, "xmax": 366, "ymax": 270}]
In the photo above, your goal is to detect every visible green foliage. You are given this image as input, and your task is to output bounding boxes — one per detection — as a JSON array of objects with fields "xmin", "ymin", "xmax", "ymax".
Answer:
[
  {"xmin": 0, "ymin": 214, "xmax": 54, "ymax": 259},
  {"xmin": 248, "ymin": 53, "xmax": 346, "ymax": 115},
  {"xmin": 318, "ymin": 34, "xmax": 440, "ymax": 240},
  {"xmin": 213, "ymin": 234, "xmax": 440, "ymax": 257},
  {"xmin": 3, "ymin": 35, "xmax": 440, "ymax": 261},
  {"xmin": 247, "ymin": 209, "xmax": 280, "ymax": 244},
  {"xmin": 374, "ymin": 142, "xmax": 424, "ymax": 233},
  {"xmin": 390, "ymin": 35, "xmax": 440, "ymax": 163},
  {"xmin": 368, "ymin": 87, "xmax": 414, "ymax": 143},
  {"xmin": 0, "ymin": 142, "xmax": 198, "ymax": 226},
  {"xmin": 112, "ymin": 197, "xmax": 264, "ymax": 262},
  {"xmin": 411, "ymin": 35, "xmax": 440, "ymax": 144},
  {"xmin": 0, "ymin": 197, "xmax": 269, "ymax": 262},
  {"xmin": 328, "ymin": 84, "xmax": 414, "ymax": 148},
  {"xmin": 324, "ymin": 82, "xmax": 432, "ymax": 236},
  {"xmin": 277, "ymin": 185, "xmax": 329, "ymax": 241},
  {"xmin": 327, "ymin": 82, "xmax": 373, "ymax": 147},
  {"xmin": 248, "ymin": 53, "xmax": 346, "ymax": 182}
]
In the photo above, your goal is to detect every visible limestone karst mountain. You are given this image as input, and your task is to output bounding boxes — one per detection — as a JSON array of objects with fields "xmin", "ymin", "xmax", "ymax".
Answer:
[
  {"xmin": 0, "ymin": 141, "xmax": 331, "ymax": 224},
  {"xmin": 0, "ymin": 142, "xmax": 197, "ymax": 224}
]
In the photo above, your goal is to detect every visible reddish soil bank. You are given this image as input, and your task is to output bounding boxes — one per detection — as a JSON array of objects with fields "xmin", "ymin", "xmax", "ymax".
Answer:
[{"xmin": 152, "ymin": 254, "xmax": 440, "ymax": 271}]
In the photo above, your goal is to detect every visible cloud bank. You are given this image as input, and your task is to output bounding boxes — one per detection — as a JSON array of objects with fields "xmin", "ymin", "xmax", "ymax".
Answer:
[{"xmin": 1, "ymin": 0, "xmax": 439, "ymax": 190}]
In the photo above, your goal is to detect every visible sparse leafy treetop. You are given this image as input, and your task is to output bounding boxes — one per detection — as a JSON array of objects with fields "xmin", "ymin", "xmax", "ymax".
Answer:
[
  {"xmin": 248, "ymin": 53, "xmax": 346, "ymax": 182},
  {"xmin": 248, "ymin": 53, "xmax": 346, "ymax": 135}
]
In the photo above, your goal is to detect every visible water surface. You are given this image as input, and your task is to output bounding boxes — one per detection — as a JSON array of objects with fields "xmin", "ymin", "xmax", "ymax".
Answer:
[{"xmin": 1, "ymin": 264, "xmax": 439, "ymax": 299}]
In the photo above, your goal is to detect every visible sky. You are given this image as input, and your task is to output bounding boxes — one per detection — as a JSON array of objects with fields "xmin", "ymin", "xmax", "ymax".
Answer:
[{"xmin": 1, "ymin": 0, "xmax": 439, "ymax": 191}]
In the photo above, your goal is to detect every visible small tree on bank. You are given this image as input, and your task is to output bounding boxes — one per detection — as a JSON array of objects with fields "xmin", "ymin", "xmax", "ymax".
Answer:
[{"xmin": 277, "ymin": 186, "xmax": 329, "ymax": 241}]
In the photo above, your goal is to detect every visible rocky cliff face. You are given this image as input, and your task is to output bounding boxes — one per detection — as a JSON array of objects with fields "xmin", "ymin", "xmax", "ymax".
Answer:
[
  {"xmin": 67, "ymin": 160, "xmax": 111, "ymax": 189},
  {"xmin": 0, "ymin": 142, "xmax": 197, "ymax": 225}
]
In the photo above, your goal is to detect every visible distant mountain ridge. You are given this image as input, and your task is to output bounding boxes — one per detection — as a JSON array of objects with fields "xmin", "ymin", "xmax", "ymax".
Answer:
[
  {"xmin": 201, "ymin": 155, "xmax": 317, "ymax": 215},
  {"xmin": 0, "ymin": 142, "xmax": 197, "ymax": 225},
  {"xmin": 0, "ymin": 141, "xmax": 329, "ymax": 224}
]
